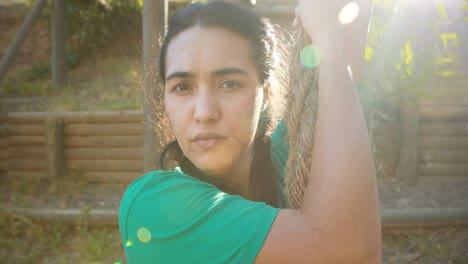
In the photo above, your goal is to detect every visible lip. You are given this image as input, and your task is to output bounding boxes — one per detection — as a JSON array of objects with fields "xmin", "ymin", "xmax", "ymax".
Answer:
[{"xmin": 192, "ymin": 132, "xmax": 225, "ymax": 148}]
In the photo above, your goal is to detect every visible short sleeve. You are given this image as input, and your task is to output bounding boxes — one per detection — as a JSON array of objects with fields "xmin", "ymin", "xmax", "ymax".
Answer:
[{"xmin": 119, "ymin": 170, "xmax": 280, "ymax": 264}]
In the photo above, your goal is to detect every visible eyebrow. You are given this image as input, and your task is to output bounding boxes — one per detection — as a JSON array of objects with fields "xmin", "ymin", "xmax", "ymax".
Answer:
[
  {"xmin": 165, "ymin": 67, "xmax": 249, "ymax": 82},
  {"xmin": 165, "ymin": 71, "xmax": 193, "ymax": 82},
  {"xmin": 213, "ymin": 67, "xmax": 249, "ymax": 76}
]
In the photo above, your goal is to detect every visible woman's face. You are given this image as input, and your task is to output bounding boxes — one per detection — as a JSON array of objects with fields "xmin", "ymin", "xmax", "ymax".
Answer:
[{"xmin": 164, "ymin": 26, "xmax": 268, "ymax": 179}]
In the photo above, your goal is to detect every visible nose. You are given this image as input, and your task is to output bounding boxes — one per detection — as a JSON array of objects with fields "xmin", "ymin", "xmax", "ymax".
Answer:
[{"xmin": 193, "ymin": 89, "xmax": 220, "ymax": 124}]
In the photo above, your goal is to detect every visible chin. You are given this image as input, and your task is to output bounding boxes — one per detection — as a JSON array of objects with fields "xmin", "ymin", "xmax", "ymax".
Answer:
[
  {"xmin": 198, "ymin": 163, "xmax": 229, "ymax": 178},
  {"xmin": 195, "ymin": 156, "xmax": 233, "ymax": 178},
  {"xmin": 191, "ymin": 148, "xmax": 235, "ymax": 176}
]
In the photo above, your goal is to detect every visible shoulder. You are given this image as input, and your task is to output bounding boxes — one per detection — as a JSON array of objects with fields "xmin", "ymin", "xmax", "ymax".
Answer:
[
  {"xmin": 120, "ymin": 168, "xmax": 211, "ymax": 205},
  {"xmin": 119, "ymin": 169, "xmax": 218, "ymax": 227},
  {"xmin": 119, "ymin": 169, "xmax": 280, "ymax": 263}
]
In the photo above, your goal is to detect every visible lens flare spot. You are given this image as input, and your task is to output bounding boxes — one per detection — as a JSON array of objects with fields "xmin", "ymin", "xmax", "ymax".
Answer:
[
  {"xmin": 339, "ymin": 2, "xmax": 360, "ymax": 25},
  {"xmin": 114, "ymin": 260, "xmax": 123, "ymax": 264},
  {"xmin": 126, "ymin": 240, "xmax": 132, "ymax": 247},
  {"xmin": 137, "ymin": 228, "xmax": 151, "ymax": 243},
  {"xmin": 300, "ymin": 45, "xmax": 322, "ymax": 68}
]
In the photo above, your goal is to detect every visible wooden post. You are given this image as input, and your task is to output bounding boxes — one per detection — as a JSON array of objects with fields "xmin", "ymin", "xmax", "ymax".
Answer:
[
  {"xmin": 0, "ymin": 0, "xmax": 47, "ymax": 84},
  {"xmin": 51, "ymin": 0, "xmax": 67, "ymax": 87},
  {"xmin": 46, "ymin": 116, "xmax": 64, "ymax": 180},
  {"xmin": 398, "ymin": 98, "xmax": 419, "ymax": 186},
  {"xmin": 142, "ymin": 0, "xmax": 167, "ymax": 172}
]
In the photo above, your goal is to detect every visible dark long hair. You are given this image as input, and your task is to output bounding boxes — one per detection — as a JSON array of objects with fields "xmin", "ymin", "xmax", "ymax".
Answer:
[{"xmin": 157, "ymin": 1, "xmax": 288, "ymax": 207}]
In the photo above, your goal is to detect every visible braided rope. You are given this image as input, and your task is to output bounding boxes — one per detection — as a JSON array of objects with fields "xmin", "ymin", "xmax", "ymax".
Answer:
[{"xmin": 284, "ymin": 27, "xmax": 319, "ymax": 209}]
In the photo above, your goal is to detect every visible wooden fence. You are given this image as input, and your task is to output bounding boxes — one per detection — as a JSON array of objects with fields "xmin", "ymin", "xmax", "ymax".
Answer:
[
  {"xmin": 417, "ymin": 100, "xmax": 468, "ymax": 180},
  {"xmin": 0, "ymin": 107, "xmax": 467, "ymax": 183},
  {"xmin": 0, "ymin": 111, "xmax": 144, "ymax": 182}
]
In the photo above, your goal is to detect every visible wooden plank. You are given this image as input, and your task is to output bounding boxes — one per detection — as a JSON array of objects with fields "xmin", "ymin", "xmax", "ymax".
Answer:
[
  {"xmin": 0, "ymin": 150, "xmax": 7, "ymax": 160},
  {"xmin": 419, "ymin": 163, "xmax": 468, "ymax": 176},
  {"xmin": 6, "ymin": 111, "xmax": 143, "ymax": 124},
  {"xmin": 419, "ymin": 97, "xmax": 468, "ymax": 107},
  {"xmin": 7, "ymin": 124, "xmax": 45, "ymax": 136},
  {"xmin": 64, "ymin": 123, "xmax": 144, "ymax": 136},
  {"xmin": 51, "ymin": 0, "xmax": 67, "ymax": 86},
  {"xmin": 419, "ymin": 176, "xmax": 468, "ymax": 184},
  {"xmin": 64, "ymin": 135, "xmax": 143, "ymax": 148},
  {"xmin": 8, "ymin": 159, "xmax": 47, "ymax": 170},
  {"xmin": 381, "ymin": 208, "xmax": 468, "ymax": 228},
  {"xmin": 419, "ymin": 150, "xmax": 468, "ymax": 163},
  {"xmin": 6, "ymin": 112, "xmax": 47, "ymax": 124},
  {"xmin": 0, "ymin": 160, "xmax": 6, "ymax": 171},
  {"xmin": 7, "ymin": 135, "xmax": 46, "ymax": 147},
  {"xmin": 46, "ymin": 118, "xmax": 64, "ymax": 179},
  {"xmin": 420, "ymin": 136, "xmax": 468, "ymax": 150},
  {"xmin": 82, "ymin": 171, "xmax": 140, "ymax": 182},
  {"xmin": 61, "ymin": 111, "xmax": 142, "ymax": 124},
  {"xmin": 0, "ymin": 138, "xmax": 6, "ymax": 148},
  {"xmin": 0, "ymin": 125, "xmax": 7, "ymax": 137},
  {"xmin": 7, "ymin": 171, "xmax": 47, "ymax": 178},
  {"xmin": 8, "ymin": 147, "xmax": 45, "ymax": 159},
  {"xmin": 420, "ymin": 123, "xmax": 468, "ymax": 137},
  {"xmin": 66, "ymin": 160, "xmax": 142, "ymax": 172},
  {"xmin": 420, "ymin": 106, "xmax": 468, "ymax": 121},
  {"xmin": 65, "ymin": 147, "xmax": 143, "ymax": 160},
  {"xmin": 398, "ymin": 101, "xmax": 419, "ymax": 185}
]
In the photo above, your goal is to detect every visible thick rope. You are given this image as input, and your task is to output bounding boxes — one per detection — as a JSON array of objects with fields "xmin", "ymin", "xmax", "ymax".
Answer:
[{"xmin": 284, "ymin": 27, "xmax": 319, "ymax": 209}]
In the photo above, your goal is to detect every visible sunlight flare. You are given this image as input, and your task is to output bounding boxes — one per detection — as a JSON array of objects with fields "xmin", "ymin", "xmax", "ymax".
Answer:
[{"xmin": 339, "ymin": 2, "xmax": 360, "ymax": 25}]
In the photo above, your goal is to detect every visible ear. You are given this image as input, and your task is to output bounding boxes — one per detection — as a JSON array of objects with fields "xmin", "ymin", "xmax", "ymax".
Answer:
[{"xmin": 262, "ymin": 82, "xmax": 271, "ymax": 112}]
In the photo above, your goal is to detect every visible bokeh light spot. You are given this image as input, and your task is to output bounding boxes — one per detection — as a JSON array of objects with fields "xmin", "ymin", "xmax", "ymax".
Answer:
[
  {"xmin": 137, "ymin": 227, "xmax": 151, "ymax": 243},
  {"xmin": 339, "ymin": 2, "xmax": 360, "ymax": 25},
  {"xmin": 114, "ymin": 260, "xmax": 123, "ymax": 264},
  {"xmin": 126, "ymin": 240, "xmax": 132, "ymax": 247},
  {"xmin": 300, "ymin": 45, "xmax": 322, "ymax": 68}
]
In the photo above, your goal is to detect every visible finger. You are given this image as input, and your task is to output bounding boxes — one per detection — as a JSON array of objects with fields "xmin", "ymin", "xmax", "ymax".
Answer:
[
  {"xmin": 292, "ymin": 18, "xmax": 299, "ymax": 28},
  {"xmin": 293, "ymin": 6, "xmax": 302, "ymax": 29},
  {"xmin": 295, "ymin": 5, "xmax": 300, "ymax": 18}
]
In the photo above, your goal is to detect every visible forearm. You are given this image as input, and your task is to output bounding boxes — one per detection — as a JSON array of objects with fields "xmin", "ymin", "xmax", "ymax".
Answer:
[{"xmin": 301, "ymin": 39, "xmax": 381, "ymax": 262}]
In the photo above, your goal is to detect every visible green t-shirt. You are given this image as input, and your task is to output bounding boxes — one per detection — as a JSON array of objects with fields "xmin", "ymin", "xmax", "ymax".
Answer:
[{"xmin": 119, "ymin": 120, "xmax": 289, "ymax": 263}]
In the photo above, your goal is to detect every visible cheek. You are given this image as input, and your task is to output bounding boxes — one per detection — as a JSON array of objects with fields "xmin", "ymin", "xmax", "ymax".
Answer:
[
  {"xmin": 228, "ymin": 90, "xmax": 263, "ymax": 143},
  {"xmin": 164, "ymin": 97, "xmax": 186, "ymax": 136}
]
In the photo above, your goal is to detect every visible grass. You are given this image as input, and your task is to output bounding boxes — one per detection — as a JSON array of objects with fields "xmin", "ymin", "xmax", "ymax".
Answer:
[
  {"xmin": 0, "ymin": 211, "xmax": 125, "ymax": 264},
  {"xmin": 1, "ymin": 56, "xmax": 144, "ymax": 111},
  {"xmin": 0, "ymin": 174, "xmax": 128, "ymax": 263},
  {"xmin": 382, "ymin": 228, "xmax": 468, "ymax": 263},
  {"xmin": 1, "ymin": 208, "xmax": 467, "ymax": 264}
]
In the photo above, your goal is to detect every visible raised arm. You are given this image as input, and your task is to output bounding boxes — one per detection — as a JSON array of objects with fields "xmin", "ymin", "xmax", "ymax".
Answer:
[{"xmin": 256, "ymin": 1, "xmax": 381, "ymax": 263}]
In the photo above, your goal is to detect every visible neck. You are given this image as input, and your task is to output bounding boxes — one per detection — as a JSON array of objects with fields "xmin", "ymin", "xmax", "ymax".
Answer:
[{"xmin": 224, "ymin": 144, "xmax": 254, "ymax": 199}]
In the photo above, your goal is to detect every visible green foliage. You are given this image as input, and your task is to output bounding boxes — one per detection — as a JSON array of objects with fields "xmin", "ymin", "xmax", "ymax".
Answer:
[
  {"xmin": 1, "ymin": 64, "xmax": 53, "ymax": 98},
  {"xmin": 28, "ymin": 0, "xmax": 141, "ymax": 67},
  {"xmin": 66, "ymin": 0, "xmax": 140, "ymax": 66}
]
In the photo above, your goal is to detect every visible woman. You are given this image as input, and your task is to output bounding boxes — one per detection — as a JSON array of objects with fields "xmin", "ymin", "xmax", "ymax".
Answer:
[{"xmin": 119, "ymin": 1, "xmax": 381, "ymax": 263}]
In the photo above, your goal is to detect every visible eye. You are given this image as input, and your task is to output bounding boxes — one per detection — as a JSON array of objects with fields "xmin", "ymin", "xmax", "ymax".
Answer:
[
  {"xmin": 171, "ymin": 83, "xmax": 190, "ymax": 93},
  {"xmin": 220, "ymin": 80, "xmax": 241, "ymax": 89}
]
